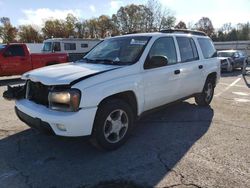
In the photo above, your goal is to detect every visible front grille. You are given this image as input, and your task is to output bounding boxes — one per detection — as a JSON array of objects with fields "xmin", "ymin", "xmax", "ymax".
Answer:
[{"xmin": 26, "ymin": 80, "xmax": 50, "ymax": 106}]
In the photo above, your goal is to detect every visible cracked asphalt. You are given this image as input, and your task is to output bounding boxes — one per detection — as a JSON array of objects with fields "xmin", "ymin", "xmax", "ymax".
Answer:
[{"xmin": 0, "ymin": 70, "xmax": 250, "ymax": 188}]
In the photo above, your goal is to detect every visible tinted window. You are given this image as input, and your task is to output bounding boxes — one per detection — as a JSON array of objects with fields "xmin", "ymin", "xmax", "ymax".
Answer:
[
  {"xmin": 53, "ymin": 42, "xmax": 61, "ymax": 51},
  {"xmin": 148, "ymin": 37, "xmax": 177, "ymax": 65},
  {"xmin": 64, "ymin": 43, "xmax": 76, "ymax": 50},
  {"xmin": 81, "ymin": 43, "xmax": 88, "ymax": 48},
  {"xmin": 190, "ymin": 39, "xmax": 199, "ymax": 60},
  {"xmin": 176, "ymin": 37, "xmax": 199, "ymax": 62},
  {"xmin": 198, "ymin": 38, "xmax": 217, "ymax": 59},
  {"xmin": 6, "ymin": 45, "xmax": 25, "ymax": 56}
]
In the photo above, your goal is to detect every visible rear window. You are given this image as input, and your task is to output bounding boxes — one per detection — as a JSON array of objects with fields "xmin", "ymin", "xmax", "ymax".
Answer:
[
  {"xmin": 6, "ymin": 45, "xmax": 25, "ymax": 56},
  {"xmin": 198, "ymin": 38, "xmax": 217, "ymax": 59}
]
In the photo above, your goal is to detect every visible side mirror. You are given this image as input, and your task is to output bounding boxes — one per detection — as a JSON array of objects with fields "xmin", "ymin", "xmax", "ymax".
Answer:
[
  {"xmin": 144, "ymin": 55, "xmax": 168, "ymax": 69},
  {"xmin": 3, "ymin": 51, "xmax": 12, "ymax": 57}
]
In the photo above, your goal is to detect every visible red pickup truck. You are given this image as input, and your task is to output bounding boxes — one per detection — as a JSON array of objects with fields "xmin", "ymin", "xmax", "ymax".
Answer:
[{"xmin": 0, "ymin": 43, "xmax": 69, "ymax": 76}]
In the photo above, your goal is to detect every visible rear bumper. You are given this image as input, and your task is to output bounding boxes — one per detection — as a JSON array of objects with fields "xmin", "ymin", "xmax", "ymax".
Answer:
[{"xmin": 15, "ymin": 99, "xmax": 97, "ymax": 137}]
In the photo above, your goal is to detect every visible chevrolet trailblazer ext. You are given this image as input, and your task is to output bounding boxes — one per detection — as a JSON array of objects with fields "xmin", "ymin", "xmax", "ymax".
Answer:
[{"xmin": 5, "ymin": 29, "xmax": 220, "ymax": 150}]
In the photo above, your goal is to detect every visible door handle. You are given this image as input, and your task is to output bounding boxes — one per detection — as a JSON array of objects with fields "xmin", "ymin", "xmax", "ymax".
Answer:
[
  {"xmin": 198, "ymin": 65, "xmax": 203, "ymax": 69},
  {"xmin": 174, "ymin": 70, "xmax": 180, "ymax": 75}
]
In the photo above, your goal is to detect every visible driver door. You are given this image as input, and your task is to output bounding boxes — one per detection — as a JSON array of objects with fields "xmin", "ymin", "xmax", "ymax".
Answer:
[{"xmin": 142, "ymin": 37, "xmax": 181, "ymax": 111}]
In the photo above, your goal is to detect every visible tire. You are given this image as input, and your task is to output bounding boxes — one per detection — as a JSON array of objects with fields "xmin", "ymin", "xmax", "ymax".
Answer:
[
  {"xmin": 90, "ymin": 99, "xmax": 134, "ymax": 151},
  {"xmin": 227, "ymin": 63, "xmax": 233, "ymax": 72},
  {"xmin": 195, "ymin": 78, "xmax": 215, "ymax": 106}
]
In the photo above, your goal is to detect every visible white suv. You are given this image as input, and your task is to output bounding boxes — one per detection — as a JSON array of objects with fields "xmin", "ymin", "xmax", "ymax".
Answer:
[{"xmin": 6, "ymin": 29, "xmax": 220, "ymax": 150}]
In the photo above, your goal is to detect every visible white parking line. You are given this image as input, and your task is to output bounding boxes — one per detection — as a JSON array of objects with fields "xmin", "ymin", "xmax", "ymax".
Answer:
[
  {"xmin": 215, "ymin": 78, "xmax": 242, "ymax": 97},
  {"xmin": 232, "ymin": 92, "xmax": 249, "ymax": 96},
  {"xmin": 219, "ymin": 82, "xmax": 246, "ymax": 88},
  {"xmin": 234, "ymin": 98, "xmax": 250, "ymax": 103}
]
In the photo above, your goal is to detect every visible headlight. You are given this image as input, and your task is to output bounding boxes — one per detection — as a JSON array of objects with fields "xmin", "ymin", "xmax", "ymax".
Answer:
[{"xmin": 48, "ymin": 89, "xmax": 81, "ymax": 112}]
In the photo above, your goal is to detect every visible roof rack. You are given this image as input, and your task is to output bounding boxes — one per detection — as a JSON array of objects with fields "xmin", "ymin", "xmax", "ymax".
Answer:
[{"xmin": 160, "ymin": 29, "xmax": 207, "ymax": 36}]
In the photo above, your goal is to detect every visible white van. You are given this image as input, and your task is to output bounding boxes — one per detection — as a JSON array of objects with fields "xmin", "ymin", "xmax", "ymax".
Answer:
[{"xmin": 42, "ymin": 38, "xmax": 101, "ymax": 61}]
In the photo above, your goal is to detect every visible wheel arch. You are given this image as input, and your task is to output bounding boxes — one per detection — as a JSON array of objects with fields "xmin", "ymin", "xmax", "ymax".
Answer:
[
  {"xmin": 97, "ymin": 91, "xmax": 138, "ymax": 118},
  {"xmin": 206, "ymin": 72, "xmax": 217, "ymax": 87}
]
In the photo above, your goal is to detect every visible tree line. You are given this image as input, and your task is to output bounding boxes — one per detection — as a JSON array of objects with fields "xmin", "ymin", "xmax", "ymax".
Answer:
[{"xmin": 0, "ymin": 0, "xmax": 249, "ymax": 43}]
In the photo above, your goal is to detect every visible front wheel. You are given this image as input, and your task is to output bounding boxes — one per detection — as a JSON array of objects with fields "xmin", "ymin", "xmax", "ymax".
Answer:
[
  {"xmin": 195, "ymin": 79, "xmax": 215, "ymax": 106},
  {"xmin": 227, "ymin": 63, "xmax": 233, "ymax": 72},
  {"xmin": 90, "ymin": 99, "xmax": 134, "ymax": 151}
]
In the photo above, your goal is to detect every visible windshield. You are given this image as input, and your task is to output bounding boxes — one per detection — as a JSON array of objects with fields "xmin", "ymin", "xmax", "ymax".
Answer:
[
  {"xmin": 0, "ymin": 44, "xmax": 6, "ymax": 52},
  {"xmin": 218, "ymin": 52, "xmax": 234, "ymax": 57},
  {"xmin": 84, "ymin": 36, "xmax": 151, "ymax": 65},
  {"xmin": 42, "ymin": 42, "xmax": 52, "ymax": 52}
]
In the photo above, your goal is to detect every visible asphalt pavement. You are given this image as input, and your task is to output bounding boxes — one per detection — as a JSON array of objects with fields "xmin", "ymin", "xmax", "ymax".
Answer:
[{"xmin": 0, "ymin": 70, "xmax": 249, "ymax": 188}]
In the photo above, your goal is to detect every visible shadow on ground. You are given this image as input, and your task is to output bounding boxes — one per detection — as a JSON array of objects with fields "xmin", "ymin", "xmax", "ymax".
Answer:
[
  {"xmin": 221, "ymin": 69, "xmax": 242, "ymax": 77},
  {"xmin": 0, "ymin": 101, "xmax": 214, "ymax": 188}
]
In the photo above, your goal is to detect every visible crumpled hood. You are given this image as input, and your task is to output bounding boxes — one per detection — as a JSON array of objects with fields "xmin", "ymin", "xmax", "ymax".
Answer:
[{"xmin": 22, "ymin": 62, "xmax": 120, "ymax": 86}]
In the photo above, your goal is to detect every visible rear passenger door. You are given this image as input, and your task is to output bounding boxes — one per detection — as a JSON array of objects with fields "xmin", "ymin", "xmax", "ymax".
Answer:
[{"xmin": 176, "ymin": 36, "xmax": 204, "ymax": 97}]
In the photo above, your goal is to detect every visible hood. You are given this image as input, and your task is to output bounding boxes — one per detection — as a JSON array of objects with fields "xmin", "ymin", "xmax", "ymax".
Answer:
[{"xmin": 22, "ymin": 62, "xmax": 120, "ymax": 86}]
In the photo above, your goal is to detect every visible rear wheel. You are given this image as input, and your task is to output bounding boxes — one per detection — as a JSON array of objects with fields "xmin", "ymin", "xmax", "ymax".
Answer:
[
  {"xmin": 90, "ymin": 99, "xmax": 134, "ymax": 151},
  {"xmin": 195, "ymin": 78, "xmax": 215, "ymax": 106}
]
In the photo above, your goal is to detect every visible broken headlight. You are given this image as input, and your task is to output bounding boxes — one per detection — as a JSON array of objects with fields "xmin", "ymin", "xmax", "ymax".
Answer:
[{"xmin": 48, "ymin": 89, "xmax": 81, "ymax": 112}]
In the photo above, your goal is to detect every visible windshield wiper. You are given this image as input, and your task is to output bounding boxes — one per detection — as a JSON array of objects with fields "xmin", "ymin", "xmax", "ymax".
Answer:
[
  {"xmin": 93, "ymin": 59, "xmax": 121, "ymax": 65},
  {"xmin": 80, "ymin": 58, "xmax": 98, "ymax": 63},
  {"xmin": 81, "ymin": 58, "xmax": 130, "ymax": 65}
]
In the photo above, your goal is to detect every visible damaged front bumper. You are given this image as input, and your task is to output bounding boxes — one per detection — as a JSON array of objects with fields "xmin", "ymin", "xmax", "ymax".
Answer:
[
  {"xmin": 3, "ymin": 85, "xmax": 26, "ymax": 100},
  {"xmin": 15, "ymin": 99, "xmax": 97, "ymax": 137}
]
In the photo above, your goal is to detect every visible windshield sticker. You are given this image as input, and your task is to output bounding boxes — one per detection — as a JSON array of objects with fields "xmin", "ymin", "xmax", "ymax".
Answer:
[{"xmin": 130, "ymin": 39, "xmax": 147, "ymax": 45}]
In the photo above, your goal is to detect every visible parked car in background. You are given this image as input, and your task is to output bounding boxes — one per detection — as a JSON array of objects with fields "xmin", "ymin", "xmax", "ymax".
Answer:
[
  {"xmin": 42, "ymin": 38, "xmax": 101, "ymax": 62},
  {"xmin": 4, "ymin": 29, "xmax": 220, "ymax": 150},
  {"xmin": 218, "ymin": 56, "xmax": 234, "ymax": 72},
  {"xmin": 0, "ymin": 43, "xmax": 68, "ymax": 76},
  {"xmin": 217, "ymin": 50, "xmax": 248, "ymax": 72}
]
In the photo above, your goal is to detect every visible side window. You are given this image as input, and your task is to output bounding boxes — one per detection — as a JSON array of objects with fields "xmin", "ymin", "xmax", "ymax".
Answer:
[
  {"xmin": 190, "ymin": 39, "xmax": 199, "ymax": 60},
  {"xmin": 53, "ymin": 42, "xmax": 61, "ymax": 52},
  {"xmin": 176, "ymin": 37, "xmax": 199, "ymax": 62},
  {"xmin": 81, "ymin": 43, "xmax": 88, "ymax": 48},
  {"xmin": 6, "ymin": 45, "xmax": 25, "ymax": 57},
  {"xmin": 148, "ymin": 37, "xmax": 177, "ymax": 65},
  {"xmin": 197, "ymin": 38, "xmax": 217, "ymax": 59},
  {"xmin": 64, "ymin": 43, "xmax": 76, "ymax": 50}
]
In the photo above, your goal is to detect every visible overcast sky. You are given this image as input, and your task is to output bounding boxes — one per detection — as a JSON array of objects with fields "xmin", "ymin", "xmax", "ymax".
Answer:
[{"xmin": 0, "ymin": 0, "xmax": 250, "ymax": 29}]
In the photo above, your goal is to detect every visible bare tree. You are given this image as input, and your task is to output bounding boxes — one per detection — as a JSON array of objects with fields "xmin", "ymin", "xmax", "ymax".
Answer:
[
  {"xmin": 0, "ymin": 17, "xmax": 18, "ymax": 43},
  {"xmin": 195, "ymin": 17, "xmax": 215, "ymax": 37},
  {"xmin": 18, "ymin": 25, "xmax": 43, "ymax": 43},
  {"xmin": 146, "ymin": 0, "xmax": 176, "ymax": 31},
  {"xmin": 175, "ymin": 21, "xmax": 187, "ymax": 29}
]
